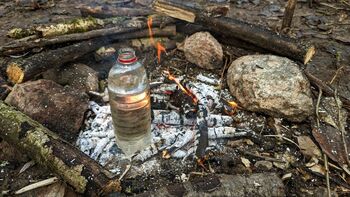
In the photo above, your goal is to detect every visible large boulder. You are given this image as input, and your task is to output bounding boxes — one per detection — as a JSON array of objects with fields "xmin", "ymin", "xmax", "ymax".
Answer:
[
  {"xmin": 184, "ymin": 32, "xmax": 223, "ymax": 70},
  {"xmin": 227, "ymin": 55, "xmax": 313, "ymax": 122},
  {"xmin": 5, "ymin": 79, "xmax": 89, "ymax": 138}
]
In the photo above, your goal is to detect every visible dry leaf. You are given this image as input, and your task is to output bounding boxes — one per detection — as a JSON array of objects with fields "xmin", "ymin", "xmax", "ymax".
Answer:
[
  {"xmin": 309, "ymin": 164, "xmax": 326, "ymax": 176},
  {"xmin": 319, "ymin": 97, "xmax": 347, "ymax": 130},
  {"xmin": 241, "ymin": 157, "xmax": 251, "ymax": 168},
  {"xmin": 297, "ymin": 136, "xmax": 322, "ymax": 158}
]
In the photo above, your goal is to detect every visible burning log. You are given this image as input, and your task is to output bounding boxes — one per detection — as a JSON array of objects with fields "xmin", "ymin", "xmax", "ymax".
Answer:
[
  {"xmin": 0, "ymin": 101, "xmax": 121, "ymax": 195},
  {"xmin": 153, "ymin": 0, "xmax": 315, "ymax": 64},
  {"xmin": 80, "ymin": 5, "xmax": 154, "ymax": 18},
  {"xmin": 1, "ymin": 24, "xmax": 176, "ymax": 55}
]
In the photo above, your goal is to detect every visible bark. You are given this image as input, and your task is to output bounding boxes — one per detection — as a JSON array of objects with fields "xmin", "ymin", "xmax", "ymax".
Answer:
[
  {"xmin": 80, "ymin": 5, "xmax": 154, "ymax": 18},
  {"xmin": 5, "ymin": 25, "xmax": 176, "ymax": 84},
  {"xmin": 135, "ymin": 173, "xmax": 285, "ymax": 197},
  {"xmin": 0, "ymin": 101, "xmax": 121, "ymax": 196},
  {"xmin": 153, "ymin": 0, "xmax": 315, "ymax": 64}
]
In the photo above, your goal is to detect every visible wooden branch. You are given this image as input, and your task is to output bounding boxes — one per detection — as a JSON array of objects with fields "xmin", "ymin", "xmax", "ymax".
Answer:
[
  {"xmin": 281, "ymin": 0, "xmax": 297, "ymax": 30},
  {"xmin": 153, "ymin": 0, "xmax": 315, "ymax": 64},
  {"xmin": 5, "ymin": 26, "xmax": 176, "ymax": 84},
  {"xmin": 6, "ymin": 38, "xmax": 107, "ymax": 84},
  {"xmin": 0, "ymin": 101, "xmax": 121, "ymax": 195},
  {"xmin": 1, "ymin": 18, "xmax": 175, "ymax": 55},
  {"xmin": 80, "ymin": 5, "xmax": 154, "ymax": 18}
]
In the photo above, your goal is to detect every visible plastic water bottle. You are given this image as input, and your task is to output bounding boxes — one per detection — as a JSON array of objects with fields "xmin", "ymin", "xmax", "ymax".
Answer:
[{"xmin": 108, "ymin": 48, "xmax": 151, "ymax": 156}]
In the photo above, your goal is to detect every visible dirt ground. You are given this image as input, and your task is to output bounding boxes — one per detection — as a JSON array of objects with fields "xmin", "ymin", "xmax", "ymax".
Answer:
[{"xmin": 0, "ymin": 0, "xmax": 350, "ymax": 196}]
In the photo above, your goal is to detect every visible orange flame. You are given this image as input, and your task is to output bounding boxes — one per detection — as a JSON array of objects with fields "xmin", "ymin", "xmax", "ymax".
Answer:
[
  {"xmin": 164, "ymin": 71, "xmax": 198, "ymax": 104},
  {"xmin": 223, "ymin": 100, "xmax": 240, "ymax": 115},
  {"xmin": 147, "ymin": 16, "xmax": 167, "ymax": 64},
  {"xmin": 157, "ymin": 42, "xmax": 166, "ymax": 64},
  {"xmin": 147, "ymin": 16, "xmax": 155, "ymax": 46}
]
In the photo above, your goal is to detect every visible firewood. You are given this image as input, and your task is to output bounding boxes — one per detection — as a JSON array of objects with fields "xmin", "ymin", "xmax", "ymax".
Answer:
[
  {"xmin": 6, "ymin": 38, "xmax": 107, "ymax": 84},
  {"xmin": 281, "ymin": 0, "xmax": 298, "ymax": 30},
  {"xmin": 153, "ymin": 0, "xmax": 315, "ymax": 64},
  {"xmin": 80, "ymin": 5, "xmax": 154, "ymax": 18},
  {"xmin": 0, "ymin": 101, "xmax": 121, "ymax": 195},
  {"xmin": 5, "ymin": 26, "xmax": 176, "ymax": 84},
  {"xmin": 1, "ymin": 22, "xmax": 176, "ymax": 55}
]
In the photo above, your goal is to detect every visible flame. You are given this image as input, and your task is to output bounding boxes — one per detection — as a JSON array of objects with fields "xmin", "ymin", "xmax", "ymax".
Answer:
[
  {"xmin": 228, "ymin": 101, "xmax": 240, "ymax": 109},
  {"xmin": 223, "ymin": 100, "xmax": 240, "ymax": 115},
  {"xmin": 157, "ymin": 42, "xmax": 166, "ymax": 64},
  {"xmin": 164, "ymin": 70, "xmax": 198, "ymax": 104},
  {"xmin": 147, "ymin": 16, "xmax": 167, "ymax": 64},
  {"xmin": 147, "ymin": 16, "xmax": 155, "ymax": 46}
]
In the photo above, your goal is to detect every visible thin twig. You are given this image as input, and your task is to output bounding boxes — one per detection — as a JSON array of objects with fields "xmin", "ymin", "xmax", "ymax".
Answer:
[
  {"xmin": 118, "ymin": 164, "xmax": 131, "ymax": 181},
  {"xmin": 240, "ymin": 150, "xmax": 286, "ymax": 163},
  {"xmin": 14, "ymin": 177, "xmax": 58, "ymax": 195},
  {"xmin": 324, "ymin": 154, "xmax": 331, "ymax": 197},
  {"xmin": 264, "ymin": 135, "xmax": 300, "ymax": 148},
  {"xmin": 316, "ymin": 86, "xmax": 323, "ymax": 127}
]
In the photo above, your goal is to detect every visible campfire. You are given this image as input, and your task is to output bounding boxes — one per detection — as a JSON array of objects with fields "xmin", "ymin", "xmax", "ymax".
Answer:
[
  {"xmin": 1, "ymin": 0, "xmax": 350, "ymax": 196},
  {"xmin": 77, "ymin": 71, "xmax": 252, "ymax": 174}
]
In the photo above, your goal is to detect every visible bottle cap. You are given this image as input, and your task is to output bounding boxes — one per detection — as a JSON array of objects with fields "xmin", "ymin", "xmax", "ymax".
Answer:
[{"xmin": 117, "ymin": 48, "xmax": 137, "ymax": 64}]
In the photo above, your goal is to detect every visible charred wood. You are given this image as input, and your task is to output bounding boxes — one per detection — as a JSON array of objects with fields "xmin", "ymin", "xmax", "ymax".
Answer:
[
  {"xmin": 153, "ymin": 0, "xmax": 315, "ymax": 64},
  {"xmin": 0, "ymin": 101, "xmax": 121, "ymax": 195},
  {"xmin": 6, "ymin": 38, "xmax": 107, "ymax": 84}
]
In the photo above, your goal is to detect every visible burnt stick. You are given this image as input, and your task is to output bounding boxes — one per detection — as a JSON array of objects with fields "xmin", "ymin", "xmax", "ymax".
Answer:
[{"xmin": 80, "ymin": 5, "xmax": 154, "ymax": 18}]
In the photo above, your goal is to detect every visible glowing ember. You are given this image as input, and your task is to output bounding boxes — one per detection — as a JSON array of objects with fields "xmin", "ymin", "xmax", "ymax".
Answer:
[
  {"xmin": 164, "ymin": 71, "xmax": 198, "ymax": 104},
  {"xmin": 147, "ymin": 16, "xmax": 167, "ymax": 64},
  {"xmin": 222, "ymin": 99, "xmax": 240, "ymax": 115}
]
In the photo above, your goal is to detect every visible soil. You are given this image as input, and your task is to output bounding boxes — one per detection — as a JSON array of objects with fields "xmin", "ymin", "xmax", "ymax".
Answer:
[{"xmin": 0, "ymin": 0, "xmax": 349, "ymax": 196}]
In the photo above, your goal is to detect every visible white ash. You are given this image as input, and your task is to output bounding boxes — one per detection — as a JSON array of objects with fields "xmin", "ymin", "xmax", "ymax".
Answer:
[
  {"xmin": 196, "ymin": 73, "xmax": 221, "ymax": 86},
  {"xmin": 76, "ymin": 76, "xmax": 250, "ymax": 174},
  {"xmin": 152, "ymin": 110, "xmax": 233, "ymax": 127}
]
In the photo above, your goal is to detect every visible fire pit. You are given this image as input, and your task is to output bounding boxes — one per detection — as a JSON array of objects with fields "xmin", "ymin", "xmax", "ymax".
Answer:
[{"xmin": 77, "ymin": 72, "xmax": 258, "ymax": 174}]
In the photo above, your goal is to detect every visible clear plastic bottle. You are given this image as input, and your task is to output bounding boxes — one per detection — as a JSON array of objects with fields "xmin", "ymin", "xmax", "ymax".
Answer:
[{"xmin": 108, "ymin": 48, "xmax": 151, "ymax": 156}]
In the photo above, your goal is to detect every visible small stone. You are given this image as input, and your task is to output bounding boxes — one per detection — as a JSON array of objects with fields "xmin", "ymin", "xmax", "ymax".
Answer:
[
  {"xmin": 184, "ymin": 32, "xmax": 223, "ymax": 70},
  {"xmin": 43, "ymin": 63, "xmax": 99, "ymax": 93},
  {"xmin": 254, "ymin": 160, "xmax": 273, "ymax": 170},
  {"xmin": 5, "ymin": 79, "xmax": 88, "ymax": 137},
  {"xmin": 227, "ymin": 55, "xmax": 313, "ymax": 122}
]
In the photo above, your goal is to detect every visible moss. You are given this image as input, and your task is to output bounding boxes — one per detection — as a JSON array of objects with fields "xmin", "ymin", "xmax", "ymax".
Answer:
[{"xmin": 7, "ymin": 28, "xmax": 35, "ymax": 39}]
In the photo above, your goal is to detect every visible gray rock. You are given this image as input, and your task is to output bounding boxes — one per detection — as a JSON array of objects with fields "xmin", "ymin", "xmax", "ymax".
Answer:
[
  {"xmin": 5, "ymin": 79, "xmax": 88, "ymax": 137},
  {"xmin": 43, "ymin": 63, "xmax": 99, "ymax": 92},
  {"xmin": 184, "ymin": 32, "xmax": 223, "ymax": 70},
  {"xmin": 227, "ymin": 55, "xmax": 313, "ymax": 122}
]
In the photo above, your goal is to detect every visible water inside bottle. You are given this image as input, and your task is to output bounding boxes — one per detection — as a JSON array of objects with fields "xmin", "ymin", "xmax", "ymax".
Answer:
[{"xmin": 109, "ymin": 88, "xmax": 151, "ymax": 156}]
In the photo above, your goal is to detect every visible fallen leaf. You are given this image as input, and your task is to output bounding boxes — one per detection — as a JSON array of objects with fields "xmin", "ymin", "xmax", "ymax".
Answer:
[
  {"xmin": 319, "ymin": 97, "xmax": 347, "ymax": 130},
  {"xmin": 312, "ymin": 125, "xmax": 350, "ymax": 166},
  {"xmin": 297, "ymin": 136, "xmax": 322, "ymax": 158},
  {"xmin": 309, "ymin": 164, "xmax": 326, "ymax": 176}
]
